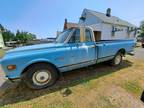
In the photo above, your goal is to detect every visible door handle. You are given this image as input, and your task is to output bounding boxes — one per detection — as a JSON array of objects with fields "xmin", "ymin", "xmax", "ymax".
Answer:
[
  {"xmin": 71, "ymin": 55, "xmax": 75, "ymax": 57},
  {"xmin": 89, "ymin": 45, "xmax": 95, "ymax": 48}
]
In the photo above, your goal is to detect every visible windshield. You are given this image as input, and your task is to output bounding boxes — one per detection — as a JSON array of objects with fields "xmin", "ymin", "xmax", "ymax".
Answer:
[{"xmin": 55, "ymin": 29, "xmax": 73, "ymax": 43}]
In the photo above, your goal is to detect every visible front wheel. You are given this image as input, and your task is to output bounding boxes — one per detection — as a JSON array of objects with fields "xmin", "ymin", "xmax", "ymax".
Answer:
[
  {"xmin": 22, "ymin": 63, "xmax": 58, "ymax": 90},
  {"xmin": 110, "ymin": 52, "xmax": 122, "ymax": 66}
]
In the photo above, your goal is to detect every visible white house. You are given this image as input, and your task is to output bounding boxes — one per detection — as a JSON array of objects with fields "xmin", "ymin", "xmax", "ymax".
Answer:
[
  {"xmin": 0, "ymin": 29, "xmax": 5, "ymax": 48},
  {"xmin": 79, "ymin": 8, "xmax": 138, "ymax": 40}
]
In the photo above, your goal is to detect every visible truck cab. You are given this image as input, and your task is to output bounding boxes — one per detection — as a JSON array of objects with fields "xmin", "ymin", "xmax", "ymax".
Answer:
[{"xmin": 55, "ymin": 26, "xmax": 97, "ymax": 67}]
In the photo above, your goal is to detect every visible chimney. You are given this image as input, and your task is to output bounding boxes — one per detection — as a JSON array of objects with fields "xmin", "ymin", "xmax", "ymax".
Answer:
[
  {"xmin": 64, "ymin": 18, "xmax": 68, "ymax": 30},
  {"xmin": 106, "ymin": 8, "xmax": 111, "ymax": 17}
]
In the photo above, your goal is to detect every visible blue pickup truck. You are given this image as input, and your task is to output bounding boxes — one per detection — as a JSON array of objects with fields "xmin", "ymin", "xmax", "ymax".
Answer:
[{"xmin": 0, "ymin": 26, "xmax": 135, "ymax": 89}]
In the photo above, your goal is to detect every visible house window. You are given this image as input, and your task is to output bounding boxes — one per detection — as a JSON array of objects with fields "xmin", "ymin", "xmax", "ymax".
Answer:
[
  {"xmin": 112, "ymin": 26, "xmax": 115, "ymax": 36},
  {"xmin": 80, "ymin": 13, "xmax": 86, "ymax": 22}
]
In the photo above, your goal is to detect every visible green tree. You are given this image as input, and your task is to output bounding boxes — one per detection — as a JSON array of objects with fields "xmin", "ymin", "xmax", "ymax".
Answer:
[
  {"xmin": 0, "ymin": 24, "xmax": 37, "ymax": 44},
  {"xmin": 15, "ymin": 30, "xmax": 36, "ymax": 43},
  {"xmin": 0, "ymin": 24, "xmax": 15, "ymax": 42},
  {"xmin": 0, "ymin": 24, "xmax": 5, "ymax": 32},
  {"xmin": 139, "ymin": 21, "xmax": 144, "ymax": 37},
  {"xmin": 2, "ymin": 30, "xmax": 15, "ymax": 42}
]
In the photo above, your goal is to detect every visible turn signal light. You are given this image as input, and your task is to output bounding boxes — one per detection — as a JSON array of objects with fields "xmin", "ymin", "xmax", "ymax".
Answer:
[{"xmin": 7, "ymin": 65, "xmax": 16, "ymax": 70}]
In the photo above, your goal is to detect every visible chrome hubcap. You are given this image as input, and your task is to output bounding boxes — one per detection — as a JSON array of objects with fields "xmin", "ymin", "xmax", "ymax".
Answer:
[
  {"xmin": 115, "ymin": 55, "xmax": 121, "ymax": 65},
  {"xmin": 32, "ymin": 70, "xmax": 51, "ymax": 86}
]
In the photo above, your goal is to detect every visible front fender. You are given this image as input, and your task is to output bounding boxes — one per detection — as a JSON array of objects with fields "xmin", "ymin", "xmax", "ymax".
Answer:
[
  {"xmin": 21, "ymin": 58, "xmax": 59, "ymax": 73},
  {"xmin": 3, "ymin": 58, "xmax": 58, "ymax": 79}
]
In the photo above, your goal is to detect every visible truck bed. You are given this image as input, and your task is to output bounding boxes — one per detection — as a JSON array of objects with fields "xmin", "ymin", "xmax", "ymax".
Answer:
[{"xmin": 95, "ymin": 39, "xmax": 135, "ymax": 62}]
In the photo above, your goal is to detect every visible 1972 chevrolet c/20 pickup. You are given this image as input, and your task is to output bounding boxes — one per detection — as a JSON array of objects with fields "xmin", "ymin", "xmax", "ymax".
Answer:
[{"xmin": 0, "ymin": 26, "xmax": 135, "ymax": 89}]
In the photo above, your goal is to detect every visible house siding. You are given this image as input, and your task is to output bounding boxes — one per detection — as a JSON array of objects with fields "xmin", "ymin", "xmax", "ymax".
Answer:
[
  {"xmin": 101, "ymin": 23, "xmax": 127, "ymax": 40},
  {"xmin": 79, "ymin": 9, "xmax": 136, "ymax": 40},
  {"xmin": 79, "ymin": 10, "xmax": 102, "ymax": 26},
  {"xmin": 0, "ymin": 31, "xmax": 4, "ymax": 48},
  {"xmin": 101, "ymin": 23, "xmax": 136, "ymax": 40}
]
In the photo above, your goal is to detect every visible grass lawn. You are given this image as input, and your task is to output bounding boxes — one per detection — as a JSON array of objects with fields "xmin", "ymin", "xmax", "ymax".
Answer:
[{"xmin": 0, "ymin": 56, "xmax": 144, "ymax": 108}]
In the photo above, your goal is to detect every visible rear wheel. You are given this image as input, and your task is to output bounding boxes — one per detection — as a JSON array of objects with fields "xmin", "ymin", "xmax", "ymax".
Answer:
[
  {"xmin": 22, "ymin": 63, "xmax": 58, "ymax": 90},
  {"xmin": 142, "ymin": 44, "xmax": 144, "ymax": 48},
  {"xmin": 110, "ymin": 52, "xmax": 122, "ymax": 66}
]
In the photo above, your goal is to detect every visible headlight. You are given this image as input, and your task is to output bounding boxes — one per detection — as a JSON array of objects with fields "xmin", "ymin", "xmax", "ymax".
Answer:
[{"xmin": 0, "ymin": 49, "xmax": 5, "ymax": 58}]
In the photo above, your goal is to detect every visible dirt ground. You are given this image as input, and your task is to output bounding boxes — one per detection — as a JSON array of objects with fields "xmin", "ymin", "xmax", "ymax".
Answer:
[{"xmin": 0, "ymin": 48, "xmax": 144, "ymax": 108}]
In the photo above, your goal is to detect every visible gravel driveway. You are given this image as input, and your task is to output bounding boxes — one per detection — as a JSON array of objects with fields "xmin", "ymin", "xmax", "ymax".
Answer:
[{"xmin": 134, "ymin": 47, "xmax": 144, "ymax": 61}]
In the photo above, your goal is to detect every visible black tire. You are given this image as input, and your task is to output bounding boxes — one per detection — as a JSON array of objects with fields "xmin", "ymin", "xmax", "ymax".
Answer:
[
  {"xmin": 110, "ymin": 52, "xmax": 122, "ymax": 66},
  {"xmin": 22, "ymin": 63, "xmax": 58, "ymax": 90},
  {"xmin": 142, "ymin": 44, "xmax": 144, "ymax": 48}
]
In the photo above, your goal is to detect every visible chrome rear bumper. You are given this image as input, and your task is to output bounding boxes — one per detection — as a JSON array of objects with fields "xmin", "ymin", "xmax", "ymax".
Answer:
[{"xmin": 8, "ymin": 78, "xmax": 21, "ymax": 82}]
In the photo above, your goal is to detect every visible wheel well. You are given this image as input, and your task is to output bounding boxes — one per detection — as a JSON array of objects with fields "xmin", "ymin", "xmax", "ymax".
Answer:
[
  {"xmin": 118, "ymin": 49, "xmax": 126, "ymax": 56},
  {"xmin": 21, "ymin": 62, "xmax": 60, "ymax": 76}
]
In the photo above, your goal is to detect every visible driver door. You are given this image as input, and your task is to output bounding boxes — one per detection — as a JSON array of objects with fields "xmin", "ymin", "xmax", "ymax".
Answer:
[
  {"xmin": 66, "ymin": 28, "xmax": 83, "ymax": 66},
  {"xmin": 63, "ymin": 27, "xmax": 96, "ymax": 71}
]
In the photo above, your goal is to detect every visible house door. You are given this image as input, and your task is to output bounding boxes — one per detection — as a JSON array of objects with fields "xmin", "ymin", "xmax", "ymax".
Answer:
[{"xmin": 94, "ymin": 31, "xmax": 101, "ymax": 41}]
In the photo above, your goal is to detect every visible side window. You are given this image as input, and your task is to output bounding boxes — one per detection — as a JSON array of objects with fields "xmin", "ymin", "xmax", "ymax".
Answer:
[
  {"xmin": 85, "ymin": 29, "xmax": 92, "ymax": 42},
  {"xmin": 69, "ymin": 29, "xmax": 80, "ymax": 43}
]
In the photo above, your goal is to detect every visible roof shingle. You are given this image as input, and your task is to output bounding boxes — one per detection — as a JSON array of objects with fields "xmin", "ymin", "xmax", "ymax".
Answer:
[{"xmin": 85, "ymin": 9, "xmax": 137, "ymax": 27}]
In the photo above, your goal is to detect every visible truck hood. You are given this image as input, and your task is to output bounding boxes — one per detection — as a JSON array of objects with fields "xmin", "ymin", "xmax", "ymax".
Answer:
[{"xmin": 7, "ymin": 43, "xmax": 64, "ymax": 54}]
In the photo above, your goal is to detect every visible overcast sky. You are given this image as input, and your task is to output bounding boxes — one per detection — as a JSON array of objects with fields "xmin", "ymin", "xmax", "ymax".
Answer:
[{"xmin": 0, "ymin": 0, "xmax": 144, "ymax": 38}]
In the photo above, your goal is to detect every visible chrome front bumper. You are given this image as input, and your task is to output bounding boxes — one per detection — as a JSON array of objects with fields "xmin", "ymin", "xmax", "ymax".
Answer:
[
  {"xmin": 8, "ymin": 78, "xmax": 21, "ymax": 82},
  {"xmin": 128, "ymin": 51, "xmax": 135, "ymax": 56},
  {"xmin": 0, "ymin": 64, "xmax": 20, "ymax": 82}
]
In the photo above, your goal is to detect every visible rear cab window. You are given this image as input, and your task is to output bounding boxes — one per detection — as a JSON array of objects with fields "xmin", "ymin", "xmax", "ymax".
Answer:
[{"xmin": 85, "ymin": 29, "xmax": 92, "ymax": 42}]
